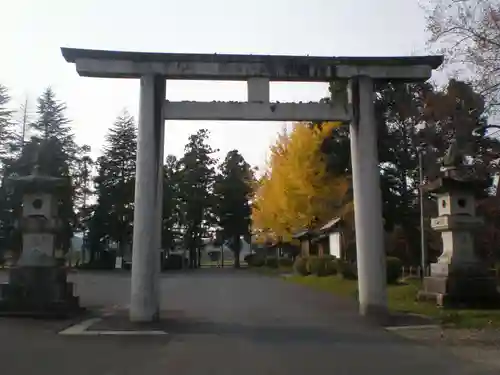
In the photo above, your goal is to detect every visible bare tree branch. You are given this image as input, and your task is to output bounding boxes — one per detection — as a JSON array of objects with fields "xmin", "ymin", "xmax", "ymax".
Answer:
[{"xmin": 425, "ymin": 0, "xmax": 500, "ymax": 112}]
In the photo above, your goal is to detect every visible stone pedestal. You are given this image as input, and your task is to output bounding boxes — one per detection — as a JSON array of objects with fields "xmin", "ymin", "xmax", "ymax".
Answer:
[
  {"xmin": 0, "ymin": 167, "xmax": 82, "ymax": 317},
  {"xmin": 419, "ymin": 262, "xmax": 499, "ymax": 308},
  {"xmin": 418, "ymin": 175, "xmax": 500, "ymax": 308},
  {"xmin": 0, "ymin": 266, "xmax": 80, "ymax": 316}
]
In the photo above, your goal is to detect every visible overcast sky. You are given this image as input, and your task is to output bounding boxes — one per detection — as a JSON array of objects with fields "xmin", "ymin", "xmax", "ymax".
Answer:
[{"xmin": 2, "ymin": 0, "xmax": 432, "ymax": 170}]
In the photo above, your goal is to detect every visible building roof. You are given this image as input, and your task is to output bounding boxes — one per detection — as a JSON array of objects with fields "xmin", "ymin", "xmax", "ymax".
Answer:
[
  {"xmin": 292, "ymin": 217, "xmax": 342, "ymax": 241},
  {"xmin": 318, "ymin": 217, "xmax": 342, "ymax": 232},
  {"xmin": 292, "ymin": 229, "xmax": 313, "ymax": 240}
]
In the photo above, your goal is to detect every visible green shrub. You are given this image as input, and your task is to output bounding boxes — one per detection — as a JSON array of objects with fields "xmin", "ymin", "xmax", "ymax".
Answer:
[
  {"xmin": 292, "ymin": 255, "xmax": 339, "ymax": 276},
  {"xmin": 293, "ymin": 256, "xmax": 309, "ymax": 275},
  {"xmin": 163, "ymin": 254, "xmax": 187, "ymax": 270},
  {"xmin": 244, "ymin": 254, "xmax": 254, "ymax": 264},
  {"xmin": 304, "ymin": 256, "xmax": 334, "ymax": 276},
  {"xmin": 307, "ymin": 256, "xmax": 323, "ymax": 275},
  {"xmin": 319, "ymin": 255, "xmax": 338, "ymax": 276},
  {"xmin": 279, "ymin": 257, "xmax": 294, "ymax": 267},
  {"xmin": 323, "ymin": 258, "xmax": 338, "ymax": 276},
  {"xmin": 386, "ymin": 256, "xmax": 402, "ymax": 284},
  {"xmin": 249, "ymin": 254, "xmax": 265, "ymax": 267},
  {"xmin": 265, "ymin": 257, "xmax": 278, "ymax": 268},
  {"xmin": 338, "ymin": 260, "xmax": 357, "ymax": 280},
  {"xmin": 79, "ymin": 250, "xmax": 117, "ymax": 270},
  {"xmin": 209, "ymin": 251, "xmax": 221, "ymax": 262},
  {"xmin": 322, "ymin": 254, "xmax": 337, "ymax": 261}
]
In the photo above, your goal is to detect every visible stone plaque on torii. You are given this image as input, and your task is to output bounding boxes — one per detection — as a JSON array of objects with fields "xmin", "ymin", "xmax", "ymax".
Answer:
[{"xmin": 61, "ymin": 47, "xmax": 443, "ymax": 322}]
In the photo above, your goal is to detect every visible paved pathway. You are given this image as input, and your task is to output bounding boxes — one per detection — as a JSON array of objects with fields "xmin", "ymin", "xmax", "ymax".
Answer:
[{"xmin": 0, "ymin": 269, "xmax": 497, "ymax": 374}]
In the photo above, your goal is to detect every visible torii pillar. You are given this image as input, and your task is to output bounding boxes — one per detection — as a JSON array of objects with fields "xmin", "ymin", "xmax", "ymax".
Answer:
[
  {"xmin": 130, "ymin": 75, "xmax": 165, "ymax": 321},
  {"xmin": 61, "ymin": 47, "xmax": 443, "ymax": 322}
]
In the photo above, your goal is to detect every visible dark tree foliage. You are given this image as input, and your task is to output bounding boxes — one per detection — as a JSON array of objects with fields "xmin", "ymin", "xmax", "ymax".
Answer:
[
  {"xmin": 89, "ymin": 111, "xmax": 137, "ymax": 261},
  {"xmin": 177, "ymin": 129, "xmax": 217, "ymax": 268},
  {"xmin": 214, "ymin": 150, "xmax": 253, "ymax": 268},
  {"xmin": 317, "ymin": 78, "xmax": 500, "ymax": 264}
]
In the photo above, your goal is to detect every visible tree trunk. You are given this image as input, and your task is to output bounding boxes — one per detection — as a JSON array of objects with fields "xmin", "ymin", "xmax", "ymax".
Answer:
[
  {"xmin": 189, "ymin": 248, "xmax": 196, "ymax": 269},
  {"xmin": 233, "ymin": 235, "xmax": 241, "ymax": 268}
]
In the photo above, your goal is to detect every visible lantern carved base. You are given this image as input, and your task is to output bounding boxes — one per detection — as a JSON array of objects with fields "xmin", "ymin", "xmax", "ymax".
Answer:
[
  {"xmin": 417, "ymin": 262, "xmax": 500, "ymax": 308},
  {"xmin": 0, "ymin": 266, "xmax": 83, "ymax": 318}
]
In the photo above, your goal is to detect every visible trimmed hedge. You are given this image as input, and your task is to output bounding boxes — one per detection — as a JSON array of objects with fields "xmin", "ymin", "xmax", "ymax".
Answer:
[
  {"xmin": 78, "ymin": 250, "xmax": 117, "ymax": 270},
  {"xmin": 337, "ymin": 260, "xmax": 358, "ymax": 280},
  {"xmin": 279, "ymin": 257, "xmax": 294, "ymax": 267},
  {"xmin": 244, "ymin": 254, "xmax": 253, "ymax": 264},
  {"xmin": 265, "ymin": 257, "xmax": 278, "ymax": 268},
  {"xmin": 306, "ymin": 256, "xmax": 323, "ymax": 275},
  {"xmin": 293, "ymin": 256, "xmax": 309, "ymax": 275},
  {"xmin": 163, "ymin": 254, "xmax": 188, "ymax": 270},
  {"xmin": 293, "ymin": 255, "xmax": 338, "ymax": 276},
  {"xmin": 246, "ymin": 254, "xmax": 294, "ymax": 269},
  {"xmin": 324, "ymin": 258, "xmax": 338, "ymax": 276},
  {"xmin": 291, "ymin": 255, "xmax": 403, "ymax": 283},
  {"xmin": 246, "ymin": 253, "xmax": 265, "ymax": 267},
  {"xmin": 386, "ymin": 256, "xmax": 402, "ymax": 284}
]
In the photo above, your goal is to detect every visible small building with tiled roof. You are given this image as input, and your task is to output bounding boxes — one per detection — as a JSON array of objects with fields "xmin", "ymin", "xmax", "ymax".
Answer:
[{"xmin": 293, "ymin": 217, "xmax": 345, "ymax": 259}]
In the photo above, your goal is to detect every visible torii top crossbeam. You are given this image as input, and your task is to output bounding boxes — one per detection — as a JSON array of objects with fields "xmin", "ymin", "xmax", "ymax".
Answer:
[
  {"xmin": 61, "ymin": 47, "xmax": 442, "ymax": 82},
  {"xmin": 61, "ymin": 47, "xmax": 443, "ymax": 122}
]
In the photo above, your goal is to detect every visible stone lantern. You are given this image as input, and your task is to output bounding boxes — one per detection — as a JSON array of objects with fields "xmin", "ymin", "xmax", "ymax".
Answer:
[
  {"xmin": 0, "ymin": 166, "xmax": 81, "ymax": 317},
  {"xmin": 418, "ymin": 169, "xmax": 499, "ymax": 307}
]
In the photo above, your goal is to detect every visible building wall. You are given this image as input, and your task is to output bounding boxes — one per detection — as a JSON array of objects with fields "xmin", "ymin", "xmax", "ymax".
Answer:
[{"xmin": 329, "ymin": 232, "xmax": 341, "ymax": 258}]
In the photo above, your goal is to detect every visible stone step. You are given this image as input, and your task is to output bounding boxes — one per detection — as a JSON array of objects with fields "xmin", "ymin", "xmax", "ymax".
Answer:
[
  {"xmin": 0, "ymin": 297, "xmax": 83, "ymax": 318},
  {"xmin": 9, "ymin": 266, "xmax": 68, "ymax": 285},
  {"xmin": 0, "ymin": 281, "xmax": 76, "ymax": 302}
]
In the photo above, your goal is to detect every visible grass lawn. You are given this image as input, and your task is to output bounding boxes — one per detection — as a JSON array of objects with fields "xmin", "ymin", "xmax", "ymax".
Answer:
[{"xmin": 285, "ymin": 274, "xmax": 500, "ymax": 329}]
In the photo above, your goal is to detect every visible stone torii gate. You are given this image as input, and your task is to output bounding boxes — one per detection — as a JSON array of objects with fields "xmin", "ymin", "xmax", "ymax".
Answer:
[{"xmin": 61, "ymin": 47, "xmax": 442, "ymax": 322}]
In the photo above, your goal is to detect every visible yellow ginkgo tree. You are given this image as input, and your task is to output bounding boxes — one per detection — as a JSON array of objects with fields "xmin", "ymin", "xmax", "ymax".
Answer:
[{"xmin": 252, "ymin": 121, "xmax": 352, "ymax": 244}]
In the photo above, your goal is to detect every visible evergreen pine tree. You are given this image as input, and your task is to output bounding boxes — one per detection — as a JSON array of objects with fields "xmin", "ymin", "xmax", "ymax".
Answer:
[
  {"xmin": 214, "ymin": 150, "xmax": 253, "ymax": 268},
  {"xmin": 178, "ymin": 129, "xmax": 217, "ymax": 268},
  {"xmin": 90, "ymin": 110, "xmax": 137, "ymax": 261}
]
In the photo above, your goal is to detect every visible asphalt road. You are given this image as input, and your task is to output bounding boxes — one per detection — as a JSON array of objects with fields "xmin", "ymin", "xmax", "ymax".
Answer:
[{"xmin": 0, "ymin": 269, "xmax": 497, "ymax": 375}]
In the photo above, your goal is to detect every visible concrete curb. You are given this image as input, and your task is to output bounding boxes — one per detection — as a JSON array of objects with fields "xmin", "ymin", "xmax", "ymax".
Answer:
[{"xmin": 58, "ymin": 309, "xmax": 168, "ymax": 336}]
